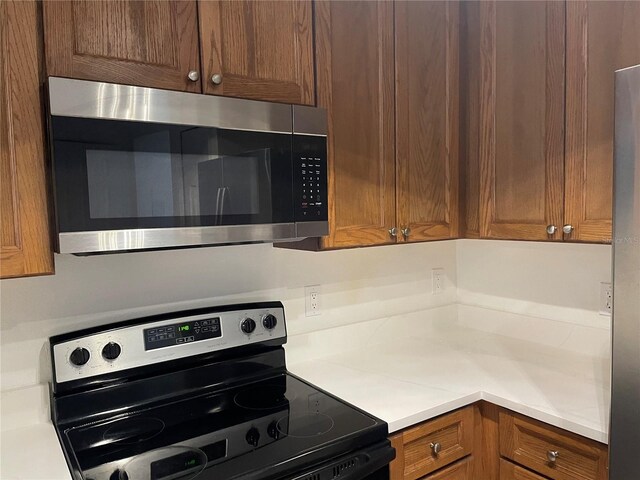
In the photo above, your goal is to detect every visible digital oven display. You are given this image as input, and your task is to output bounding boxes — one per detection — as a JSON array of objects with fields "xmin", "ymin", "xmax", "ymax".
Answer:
[{"xmin": 143, "ymin": 318, "xmax": 222, "ymax": 351}]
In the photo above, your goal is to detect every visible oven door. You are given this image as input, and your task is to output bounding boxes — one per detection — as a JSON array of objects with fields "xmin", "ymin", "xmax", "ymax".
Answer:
[{"xmin": 47, "ymin": 78, "xmax": 299, "ymax": 254}]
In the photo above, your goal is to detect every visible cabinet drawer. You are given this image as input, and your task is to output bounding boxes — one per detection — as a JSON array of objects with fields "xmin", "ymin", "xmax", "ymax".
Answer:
[
  {"xmin": 499, "ymin": 411, "xmax": 608, "ymax": 480},
  {"xmin": 500, "ymin": 458, "xmax": 548, "ymax": 479},
  {"xmin": 392, "ymin": 406, "xmax": 475, "ymax": 479},
  {"xmin": 422, "ymin": 456, "xmax": 473, "ymax": 479}
]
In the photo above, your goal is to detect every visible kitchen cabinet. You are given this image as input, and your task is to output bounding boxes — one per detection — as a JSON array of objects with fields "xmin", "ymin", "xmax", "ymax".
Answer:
[
  {"xmin": 198, "ymin": 1, "xmax": 314, "ymax": 105},
  {"xmin": 0, "ymin": 0, "xmax": 54, "ymax": 278},
  {"xmin": 463, "ymin": 0, "xmax": 565, "ymax": 241},
  {"xmin": 463, "ymin": 0, "xmax": 639, "ymax": 243},
  {"xmin": 389, "ymin": 406, "xmax": 475, "ymax": 479},
  {"xmin": 43, "ymin": 0, "xmax": 202, "ymax": 92},
  {"xmin": 500, "ymin": 459, "xmax": 548, "ymax": 480},
  {"xmin": 500, "ymin": 410, "xmax": 609, "ymax": 480},
  {"xmin": 564, "ymin": 1, "xmax": 640, "ymax": 242},
  {"xmin": 395, "ymin": 1, "xmax": 459, "ymax": 243},
  {"xmin": 389, "ymin": 404, "xmax": 608, "ymax": 480},
  {"xmin": 314, "ymin": 0, "xmax": 396, "ymax": 248},
  {"xmin": 285, "ymin": 0, "xmax": 458, "ymax": 250}
]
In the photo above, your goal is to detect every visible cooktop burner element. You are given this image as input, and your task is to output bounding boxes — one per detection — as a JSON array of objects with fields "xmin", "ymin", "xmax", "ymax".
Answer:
[
  {"xmin": 49, "ymin": 302, "xmax": 394, "ymax": 480},
  {"xmin": 233, "ymin": 384, "xmax": 296, "ymax": 410},
  {"xmin": 277, "ymin": 413, "xmax": 335, "ymax": 438},
  {"xmin": 103, "ymin": 418, "xmax": 165, "ymax": 445}
]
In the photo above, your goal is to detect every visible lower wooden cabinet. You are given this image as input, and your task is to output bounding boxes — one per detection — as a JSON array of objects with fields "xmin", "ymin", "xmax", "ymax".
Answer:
[
  {"xmin": 499, "ymin": 411, "xmax": 608, "ymax": 480},
  {"xmin": 389, "ymin": 406, "xmax": 475, "ymax": 479},
  {"xmin": 388, "ymin": 404, "xmax": 608, "ymax": 480},
  {"xmin": 500, "ymin": 458, "xmax": 547, "ymax": 480},
  {"xmin": 423, "ymin": 456, "xmax": 473, "ymax": 479}
]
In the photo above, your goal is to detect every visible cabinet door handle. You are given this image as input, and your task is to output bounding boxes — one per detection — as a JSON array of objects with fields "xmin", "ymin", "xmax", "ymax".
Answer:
[
  {"xmin": 401, "ymin": 227, "xmax": 411, "ymax": 238},
  {"xmin": 211, "ymin": 73, "xmax": 223, "ymax": 85},
  {"xmin": 187, "ymin": 70, "xmax": 200, "ymax": 82},
  {"xmin": 388, "ymin": 227, "xmax": 397, "ymax": 237},
  {"xmin": 430, "ymin": 442, "xmax": 441, "ymax": 455},
  {"xmin": 547, "ymin": 450, "xmax": 559, "ymax": 463},
  {"xmin": 546, "ymin": 225, "xmax": 557, "ymax": 235},
  {"xmin": 562, "ymin": 224, "xmax": 574, "ymax": 235}
]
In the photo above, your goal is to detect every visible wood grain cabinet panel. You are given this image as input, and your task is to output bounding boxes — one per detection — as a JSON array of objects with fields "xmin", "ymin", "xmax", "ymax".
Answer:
[
  {"xmin": 564, "ymin": 0, "xmax": 640, "ymax": 243},
  {"xmin": 499, "ymin": 411, "xmax": 608, "ymax": 480},
  {"xmin": 0, "ymin": 0, "xmax": 54, "ymax": 278},
  {"xmin": 389, "ymin": 406, "xmax": 474, "ymax": 480},
  {"xmin": 422, "ymin": 456, "xmax": 473, "ymax": 479},
  {"xmin": 500, "ymin": 459, "xmax": 548, "ymax": 480},
  {"xmin": 315, "ymin": 1, "xmax": 396, "ymax": 248},
  {"xmin": 477, "ymin": 1, "xmax": 565, "ymax": 241},
  {"xmin": 198, "ymin": 1, "xmax": 314, "ymax": 104},
  {"xmin": 43, "ymin": 0, "xmax": 201, "ymax": 92},
  {"xmin": 395, "ymin": 1, "xmax": 459, "ymax": 242}
]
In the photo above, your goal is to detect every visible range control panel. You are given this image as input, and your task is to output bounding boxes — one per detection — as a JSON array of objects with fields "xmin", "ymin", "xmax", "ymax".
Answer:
[
  {"xmin": 50, "ymin": 303, "xmax": 286, "ymax": 386},
  {"xmin": 144, "ymin": 317, "xmax": 221, "ymax": 350}
]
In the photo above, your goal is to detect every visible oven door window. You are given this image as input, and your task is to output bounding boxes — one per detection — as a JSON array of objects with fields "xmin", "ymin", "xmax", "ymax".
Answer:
[{"xmin": 51, "ymin": 117, "xmax": 293, "ymax": 232}]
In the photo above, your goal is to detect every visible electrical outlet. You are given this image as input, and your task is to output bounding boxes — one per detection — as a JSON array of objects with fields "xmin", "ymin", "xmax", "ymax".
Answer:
[
  {"xmin": 305, "ymin": 285, "xmax": 321, "ymax": 317},
  {"xmin": 432, "ymin": 268, "xmax": 445, "ymax": 295},
  {"xmin": 600, "ymin": 282, "xmax": 612, "ymax": 316}
]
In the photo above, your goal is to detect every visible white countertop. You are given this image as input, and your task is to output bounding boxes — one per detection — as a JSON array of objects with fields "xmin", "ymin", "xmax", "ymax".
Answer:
[
  {"xmin": 0, "ymin": 312, "xmax": 609, "ymax": 479},
  {"xmin": 288, "ymin": 322, "xmax": 610, "ymax": 443},
  {"xmin": 0, "ymin": 385, "xmax": 71, "ymax": 480}
]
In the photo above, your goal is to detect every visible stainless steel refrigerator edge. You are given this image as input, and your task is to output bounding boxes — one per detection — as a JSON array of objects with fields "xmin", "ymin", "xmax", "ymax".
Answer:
[{"xmin": 611, "ymin": 64, "xmax": 640, "ymax": 479}]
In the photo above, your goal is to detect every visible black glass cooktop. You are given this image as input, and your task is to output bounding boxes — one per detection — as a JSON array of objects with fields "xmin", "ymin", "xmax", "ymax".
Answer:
[{"xmin": 64, "ymin": 373, "xmax": 381, "ymax": 480}]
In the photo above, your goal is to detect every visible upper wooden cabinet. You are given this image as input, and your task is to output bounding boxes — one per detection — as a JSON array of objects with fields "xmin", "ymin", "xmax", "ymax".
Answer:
[
  {"xmin": 1, "ymin": 0, "xmax": 54, "ymax": 279},
  {"xmin": 463, "ymin": 0, "xmax": 639, "ymax": 243},
  {"xmin": 198, "ymin": 1, "xmax": 314, "ymax": 105},
  {"xmin": 315, "ymin": 0, "xmax": 396, "ymax": 248},
  {"xmin": 395, "ymin": 1, "xmax": 459, "ymax": 243},
  {"xmin": 293, "ymin": 0, "xmax": 458, "ymax": 250},
  {"xmin": 465, "ymin": 1, "xmax": 565, "ymax": 241},
  {"xmin": 565, "ymin": 0, "xmax": 640, "ymax": 243},
  {"xmin": 43, "ymin": 0, "xmax": 202, "ymax": 92}
]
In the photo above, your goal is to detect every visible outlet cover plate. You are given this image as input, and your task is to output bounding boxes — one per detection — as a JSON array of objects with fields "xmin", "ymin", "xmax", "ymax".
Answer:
[
  {"xmin": 600, "ymin": 282, "xmax": 612, "ymax": 316},
  {"xmin": 305, "ymin": 285, "xmax": 321, "ymax": 317}
]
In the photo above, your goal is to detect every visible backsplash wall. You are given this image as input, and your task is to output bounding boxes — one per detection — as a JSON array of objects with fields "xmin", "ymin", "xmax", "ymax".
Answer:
[
  {"xmin": 0, "ymin": 241, "xmax": 457, "ymax": 390},
  {"xmin": 0, "ymin": 239, "xmax": 613, "ymax": 391},
  {"xmin": 456, "ymin": 240, "xmax": 613, "ymax": 358}
]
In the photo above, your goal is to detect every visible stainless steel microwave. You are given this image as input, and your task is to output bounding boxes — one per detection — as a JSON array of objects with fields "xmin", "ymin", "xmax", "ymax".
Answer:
[{"xmin": 46, "ymin": 77, "xmax": 328, "ymax": 254}]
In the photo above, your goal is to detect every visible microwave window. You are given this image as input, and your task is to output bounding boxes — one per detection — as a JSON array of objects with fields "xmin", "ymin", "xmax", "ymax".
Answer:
[
  {"xmin": 85, "ymin": 147, "xmax": 266, "ymax": 219},
  {"xmin": 51, "ymin": 117, "xmax": 292, "ymax": 232}
]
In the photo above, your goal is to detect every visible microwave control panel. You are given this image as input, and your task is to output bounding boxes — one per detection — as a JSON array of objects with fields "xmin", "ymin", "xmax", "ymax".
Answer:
[
  {"xmin": 294, "ymin": 135, "xmax": 328, "ymax": 222},
  {"xmin": 299, "ymin": 157, "xmax": 326, "ymax": 219}
]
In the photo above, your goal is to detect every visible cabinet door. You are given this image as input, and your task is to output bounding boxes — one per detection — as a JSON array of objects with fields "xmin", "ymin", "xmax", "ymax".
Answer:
[
  {"xmin": 198, "ymin": 1, "xmax": 314, "ymax": 105},
  {"xmin": 565, "ymin": 1, "xmax": 640, "ymax": 243},
  {"xmin": 43, "ymin": 1, "xmax": 201, "ymax": 92},
  {"xmin": 395, "ymin": 1, "xmax": 459, "ymax": 242},
  {"xmin": 315, "ymin": 1, "xmax": 396, "ymax": 248},
  {"xmin": 477, "ymin": 1, "xmax": 565, "ymax": 240},
  {"xmin": 1, "ymin": 0, "xmax": 54, "ymax": 278}
]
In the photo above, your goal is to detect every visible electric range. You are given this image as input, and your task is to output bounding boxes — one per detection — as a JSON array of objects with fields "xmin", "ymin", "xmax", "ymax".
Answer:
[{"xmin": 49, "ymin": 302, "xmax": 395, "ymax": 480}]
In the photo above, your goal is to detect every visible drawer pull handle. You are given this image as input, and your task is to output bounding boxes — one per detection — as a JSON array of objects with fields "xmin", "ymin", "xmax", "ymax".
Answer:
[
  {"xmin": 430, "ymin": 442, "xmax": 442, "ymax": 455},
  {"xmin": 547, "ymin": 450, "xmax": 559, "ymax": 463}
]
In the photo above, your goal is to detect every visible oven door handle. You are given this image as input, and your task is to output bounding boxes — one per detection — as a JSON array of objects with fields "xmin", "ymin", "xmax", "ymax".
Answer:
[{"xmin": 290, "ymin": 440, "xmax": 396, "ymax": 480}]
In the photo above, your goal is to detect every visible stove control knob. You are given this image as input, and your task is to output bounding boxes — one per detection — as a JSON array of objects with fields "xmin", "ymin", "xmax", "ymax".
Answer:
[
  {"xmin": 102, "ymin": 342, "xmax": 122, "ymax": 361},
  {"xmin": 246, "ymin": 427, "xmax": 260, "ymax": 447},
  {"xmin": 69, "ymin": 347, "xmax": 90, "ymax": 367},
  {"xmin": 262, "ymin": 314, "xmax": 278, "ymax": 330},
  {"xmin": 240, "ymin": 318, "xmax": 256, "ymax": 334},
  {"xmin": 267, "ymin": 421, "xmax": 280, "ymax": 440}
]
